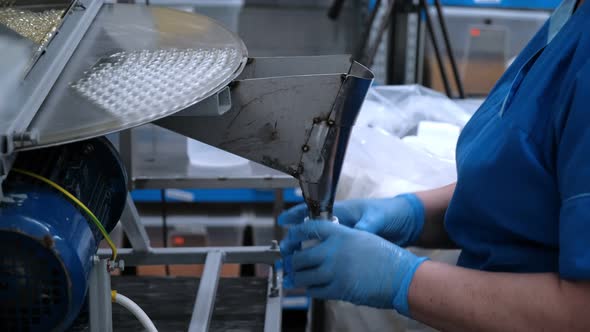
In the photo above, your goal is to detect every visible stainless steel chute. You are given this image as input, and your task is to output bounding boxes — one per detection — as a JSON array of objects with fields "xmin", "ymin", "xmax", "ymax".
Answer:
[{"xmin": 156, "ymin": 55, "xmax": 374, "ymax": 219}]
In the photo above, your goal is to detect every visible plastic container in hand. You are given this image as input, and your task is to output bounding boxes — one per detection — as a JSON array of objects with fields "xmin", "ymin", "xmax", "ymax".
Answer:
[{"xmin": 302, "ymin": 216, "xmax": 340, "ymax": 249}]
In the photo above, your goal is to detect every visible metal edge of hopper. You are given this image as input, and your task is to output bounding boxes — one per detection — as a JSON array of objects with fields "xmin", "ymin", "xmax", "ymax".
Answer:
[{"xmin": 23, "ymin": 0, "xmax": 80, "ymax": 76}]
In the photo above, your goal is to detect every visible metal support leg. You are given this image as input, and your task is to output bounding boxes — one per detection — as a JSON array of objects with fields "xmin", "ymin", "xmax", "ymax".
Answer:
[
  {"xmin": 272, "ymin": 190, "xmax": 285, "ymax": 244},
  {"xmin": 188, "ymin": 251, "xmax": 225, "ymax": 332},
  {"xmin": 120, "ymin": 193, "xmax": 151, "ymax": 252},
  {"xmin": 264, "ymin": 264, "xmax": 283, "ymax": 332},
  {"xmin": 89, "ymin": 258, "xmax": 113, "ymax": 332},
  {"xmin": 119, "ymin": 130, "xmax": 133, "ymax": 190},
  {"xmin": 420, "ymin": 0, "xmax": 452, "ymax": 97}
]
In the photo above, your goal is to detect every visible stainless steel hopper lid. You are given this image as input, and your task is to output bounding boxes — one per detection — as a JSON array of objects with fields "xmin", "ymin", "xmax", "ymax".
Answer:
[{"xmin": 19, "ymin": 4, "xmax": 247, "ymax": 150}]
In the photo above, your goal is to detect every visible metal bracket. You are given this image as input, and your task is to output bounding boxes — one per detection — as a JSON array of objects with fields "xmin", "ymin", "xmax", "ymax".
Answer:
[
  {"xmin": 89, "ymin": 258, "xmax": 113, "ymax": 332},
  {"xmin": 119, "ymin": 193, "xmax": 151, "ymax": 253},
  {"xmin": 188, "ymin": 251, "xmax": 225, "ymax": 332},
  {"xmin": 0, "ymin": 149, "xmax": 15, "ymax": 202},
  {"xmin": 174, "ymin": 86, "xmax": 233, "ymax": 117},
  {"xmin": 264, "ymin": 265, "xmax": 283, "ymax": 332},
  {"xmin": 97, "ymin": 245, "xmax": 281, "ymax": 265},
  {"xmin": 96, "ymin": 244, "xmax": 282, "ymax": 332}
]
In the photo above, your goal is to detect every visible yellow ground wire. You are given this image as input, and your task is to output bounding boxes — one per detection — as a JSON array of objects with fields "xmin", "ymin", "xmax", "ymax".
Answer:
[
  {"xmin": 11, "ymin": 168, "xmax": 118, "ymax": 260},
  {"xmin": 111, "ymin": 290, "xmax": 118, "ymax": 303}
]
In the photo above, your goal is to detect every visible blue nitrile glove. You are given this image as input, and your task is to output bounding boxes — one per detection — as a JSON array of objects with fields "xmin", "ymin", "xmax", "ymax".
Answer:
[
  {"xmin": 279, "ymin": 194, "xmax": 425, "ymax": 247},
  {"xmin": 281, "ymin": 221, "xmax": 428, "ymax": 316}
]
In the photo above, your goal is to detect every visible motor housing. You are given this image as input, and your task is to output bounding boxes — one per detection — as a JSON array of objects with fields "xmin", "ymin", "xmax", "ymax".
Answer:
[{"xmin": 0, "ymin": 137, "xmax": 127, "ymax": 332}]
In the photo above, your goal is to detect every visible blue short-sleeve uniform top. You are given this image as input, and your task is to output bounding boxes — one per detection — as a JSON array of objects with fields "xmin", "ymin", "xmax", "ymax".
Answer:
[{"xmin": 445, "ymin": 0, "xmax": 590, "ymax": 280}]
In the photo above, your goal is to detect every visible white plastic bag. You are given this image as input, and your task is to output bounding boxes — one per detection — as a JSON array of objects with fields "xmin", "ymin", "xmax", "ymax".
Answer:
[
  {"xmin": 328, "ymin": 85, "xmax": 471, "ymax": 332},
  {"xmin": 356, "ymin": 85, "xmax": 471, "ymax": 138},
  {"xmin": 336, "ymin": 126, "xmax": 457, "ymax": 200},
  {"xmin": 336, "ymin": 85, "xmax": 471, "ymax": 201}
]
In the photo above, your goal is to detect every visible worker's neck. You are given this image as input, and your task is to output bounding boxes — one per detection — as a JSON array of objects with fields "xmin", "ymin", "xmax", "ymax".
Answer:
[{"xmin": 578, "ymin": 0, "xmax": 585, "ymax": 9}]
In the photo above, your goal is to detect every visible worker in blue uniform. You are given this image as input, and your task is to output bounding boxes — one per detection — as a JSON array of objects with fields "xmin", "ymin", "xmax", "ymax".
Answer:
[{"xmin": 279, "ymin": 0, "xmax": 590, "ymax": 330}]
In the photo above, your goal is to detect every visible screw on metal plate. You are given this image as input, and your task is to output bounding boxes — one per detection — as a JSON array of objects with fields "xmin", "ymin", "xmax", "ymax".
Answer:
[
  {"xmin": 108, "ymin": 260, "xmax": 125, "ymax": 272},
  {"xmin": 296, "ymin": 164, "xmax": 304, "ymax": 176},
  {"xmin": 42, "ymin": 235, "xmax": 55, "ymax": 249},
  {"xmin": 301, "ymin": 145, "xmax": 310, "ymax": 152},
  {"xmin": 13, "ymin": 131, "xmax": 37, "ymax": 144},
  {"xmin": 83, "ymin": 143, "xmax": 95, "ymax": 155},
  {"xmin": 12, "ymin": 131, "xmax": 38, "ymax": 149}
]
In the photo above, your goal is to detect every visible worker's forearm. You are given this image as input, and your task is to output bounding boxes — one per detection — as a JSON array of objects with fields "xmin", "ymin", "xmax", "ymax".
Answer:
[
  {"xmin": 413, "ymin": 183, "xmax": 456, "ymax": 248},
  {"xmin": 408, "ymin": 261, "xmax": 590, "ymax": 332}
]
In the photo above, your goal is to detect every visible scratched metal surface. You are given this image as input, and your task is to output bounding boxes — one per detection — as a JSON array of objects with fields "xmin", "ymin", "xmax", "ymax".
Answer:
[{"xmin": 69, "ymin": 276, "xmax": 268, "ymax": 332}]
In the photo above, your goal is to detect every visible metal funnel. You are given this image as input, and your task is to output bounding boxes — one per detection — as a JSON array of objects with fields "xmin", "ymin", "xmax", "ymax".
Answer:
[{"xmin": 157, "ymin": 55, "xmax": 374, "ymax": 219}]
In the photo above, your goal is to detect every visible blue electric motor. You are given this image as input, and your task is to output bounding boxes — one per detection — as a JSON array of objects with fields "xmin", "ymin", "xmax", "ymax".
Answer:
[{"xmin": 0, "ymin": 137, "xmax": 127, "ymax": 332}]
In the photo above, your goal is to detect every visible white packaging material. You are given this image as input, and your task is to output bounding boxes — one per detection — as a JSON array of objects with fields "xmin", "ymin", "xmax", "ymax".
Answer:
[
  {"xmin": 336, "ymin": 125, "xmax": 457, "ymax": 201},
  {"xmin": 357, "ymin": 85, "xmax": 471, "ymax": 138},
  {"xmin": 402, "ymin": 121, "xmax": 461, "ymax": 161},
  {"xmin": 329, "ymin": 85, "xmax": 467, "ymax": 332},
  {"xmin": 187, "ymin": 139, "xmax": 249, "ymax": 169},
  {"xmin": 417, "ymin": 121, "xmax": 461, "ymax": 140}
]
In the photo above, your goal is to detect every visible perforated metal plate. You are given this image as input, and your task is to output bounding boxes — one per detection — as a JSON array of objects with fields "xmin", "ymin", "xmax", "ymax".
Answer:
[
  {"xmin": 0, "ymin": 7, "xmax": 65, "ymax": 45},
  {"xmin": 71, "ymin": 48, "xmax": 243, "ymax": 124},
  {"xmin": 21, "ymin": 4, "xmax": 248, "ymax": 150}
]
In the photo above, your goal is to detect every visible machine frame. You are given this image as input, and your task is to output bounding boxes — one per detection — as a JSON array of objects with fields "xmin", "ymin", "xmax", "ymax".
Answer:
[
  {"xmin": 1, "ymin": 3, "xmax": 373, "ymax": 331},
  {"xmin": 94, "ymin": 196, "xmax": 282, "ymax": 332}
]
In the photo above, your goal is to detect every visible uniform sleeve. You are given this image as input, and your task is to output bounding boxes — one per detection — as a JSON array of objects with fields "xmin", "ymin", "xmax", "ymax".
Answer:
[{"xmin": 557, "ymin": 62, "xmax": 590, "ymax": 280}]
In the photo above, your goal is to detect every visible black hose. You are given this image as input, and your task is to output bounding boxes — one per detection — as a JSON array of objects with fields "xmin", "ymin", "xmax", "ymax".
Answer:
[
  {"xmin": 420, "ymin": 0, "xmax": 452, "ymax": 98},
  {"xmin": 365, "ymin": 0, "xmax": 397, "ymax": 68},
  {"xmin": 160, "ymin": 189, "xmax": 170, "ymax": 276},
  {"xmin": 328, "ymin": 0, "xmax": 346, "ymax": 20},
  {"xmin": 434, "ymin": 0, "xmax": 465, "ymax": 98},
  {"xmin": 354, "ymin": 0, "xmax": 383, "ymax": 62}
]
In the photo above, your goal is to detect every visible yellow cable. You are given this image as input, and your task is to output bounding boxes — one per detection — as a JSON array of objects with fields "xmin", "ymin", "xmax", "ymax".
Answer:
[
  {"xmin": 11, "ymin": 168, "xmax": 118, "ymax": 260},
  {"xmin": 111, "ymin": 290, "xmax": 118, "ymax": 303}
]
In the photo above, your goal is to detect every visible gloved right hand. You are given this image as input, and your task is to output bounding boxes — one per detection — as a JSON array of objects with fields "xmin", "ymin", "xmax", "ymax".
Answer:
[
  {"xmin": 278, "ymin": 194, "xmax": 425, "ymax": 247},
  {"xmin": 280, "ymin": 221, "xmax": 429, "ymax": 315}
]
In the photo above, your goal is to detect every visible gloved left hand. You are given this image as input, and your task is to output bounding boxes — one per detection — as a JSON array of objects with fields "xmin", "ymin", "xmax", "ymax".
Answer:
[{"xmin": 281, "ymin": 221, "xmax": 428, "ymax": 316}]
